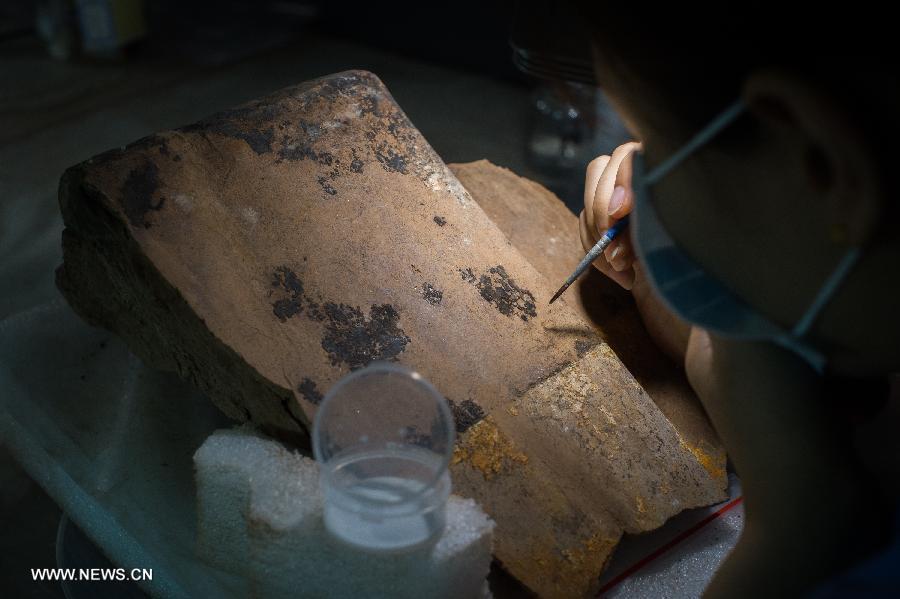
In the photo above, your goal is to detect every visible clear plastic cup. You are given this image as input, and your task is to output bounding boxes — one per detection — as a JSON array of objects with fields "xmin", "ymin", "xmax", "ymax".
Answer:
[{"xmin": 312, "ymin": 363, "xmax": 455, "ymax": 552}]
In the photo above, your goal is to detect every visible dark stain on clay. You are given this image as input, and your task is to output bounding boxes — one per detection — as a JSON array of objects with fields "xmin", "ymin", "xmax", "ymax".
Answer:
[
  {"xmin": 278, "ymin": 142, "xmax": 334, "ymax": 165},
  {"xmin": 123, "ymin": 134, "xmax": 183, "ymax": 167},
  {"xmin": 181, "ymin": 103, "xmax": 277, "ymax": 155},
  {"xmin": 275, "ymin": 119, "xmax": 355, "ymax": 197},
  {"xmin": 315, "ymin": 151, "xmax": 335, "ymax": 166},
  {"xmin": 360, "ymin": 88, "xmax": 442, "ymax": 182},
  {"xmin": 304, "ymin": 300, "xmax": 326, "ymax": 322},
  {"xmin": 268, "ymin": 268, "xmax": 410, "ymax": 369},
  {"xmin": 297, "ymin": 120, "xmax": 322, "ymax": 141},
  {"xmin": 179, "ymin": 72, "xmax": 447, "ymax": 209},
  {"xmin": 122, "ymin": 133, "xmax": 167, "ymax": 156},
  {"xmin": 315, "ymin": 71, "xmax": 379, "ymax": 103},
  {"xmin": 447, "ymin": 398, "xmax": 485, "ymax": 434},
  {"xmin": 350, "ymin": 157, "xmax": 364, "ymax": 173},
  {"xmin": 171, "ymin": 71, "xmax": 447, "ymax": 215},
  {"xmin": 317, "ymin": 176, "xmax": 337, "ymax": 196},
  {"xmin": 422, "ymin": 283, "xmax": 443, "ymax": 306},
  {"xmin": 277, "ymin": 144, "xmax": 316, "ymax": 162},
  {"xmin": 269, "ymin": 266, "xmax": 330, "ymax": 322},
  {"xmin": 373, "ymin": 143, "xmax": 408, "ymax": 174},
  {"xmin": 433, "ymin": 215, "xmax": 447, "ymax": 226},
  {"xmin": 357, "ymin": 92, "xmax": 381, "ymax": 118},
  {"xmin": 298, "ymin": 378, "xmax": 324, "ymax": 405},
  {"xmin": 321, "ymin": 303, "xmax": 410, "ymax": 370},
  {"xmin": 231, "ymin": 126, "xmax": 274, "ymax": 156},
  {"xmin": 270, "ymin": 266, "xmax": 305, "ymax": 321},
  {"xmin": 121, "ymin": 159, "xmax": 164, "ymax": 228},
  {"xmin": 458, "ymin": 267, "xmax": 476, "ymax": 284},
  {"xmin": 461, "ymin": 265, "xmax": 537, "ymax": 322}
]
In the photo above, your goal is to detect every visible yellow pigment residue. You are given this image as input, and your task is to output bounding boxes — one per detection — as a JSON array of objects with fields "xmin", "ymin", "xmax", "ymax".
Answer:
[
  {"xmin": 635, "ymin": 495, "xmax": 646, "ymax": 514},
  {"xmin": 680, "ymin": 438, "xmax": 727, "ymax": 482},
  {"xmin": 560, "ymin": 532, "xmax": 620, "ymax": 570},
  {"xmin": 597, "ymin": 342, "xmax": 617, "ymax": 361},
  {"xmin": 451, "ymin": 417, "xmax": 528, "ymax": 479},
  {"xmin": 552, "ymin": 533, "xmax": 621, "ymax": 596},
  {"xmin": 502, "ymin": 531, "xmax": 621, "ymax": 598}
]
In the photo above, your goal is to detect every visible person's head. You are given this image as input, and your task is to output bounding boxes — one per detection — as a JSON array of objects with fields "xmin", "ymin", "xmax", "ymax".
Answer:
[{"xmin": 575, "ymin": 3, "xmax": 899, "ymax": 375}]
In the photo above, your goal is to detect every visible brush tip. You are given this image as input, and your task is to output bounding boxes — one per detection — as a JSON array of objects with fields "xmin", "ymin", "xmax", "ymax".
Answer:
[{"xmin": 548, "ymin": 283, "xmax": 569, "ymax": 305}]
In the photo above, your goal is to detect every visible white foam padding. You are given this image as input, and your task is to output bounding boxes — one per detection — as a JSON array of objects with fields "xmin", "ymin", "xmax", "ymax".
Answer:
[{"xmin": 194, "ymin": 426, "xmax": 495, "ymax": 599}]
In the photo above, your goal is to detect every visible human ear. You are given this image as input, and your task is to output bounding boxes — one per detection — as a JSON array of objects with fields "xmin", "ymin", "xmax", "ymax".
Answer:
[{"xmin": 743, "ymin": 69, "xmax": 884, "ymax": 246}]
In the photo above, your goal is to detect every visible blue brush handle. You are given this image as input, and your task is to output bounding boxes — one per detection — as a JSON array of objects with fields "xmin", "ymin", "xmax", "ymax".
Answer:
[{"xmin": 564, "ymin": 214, "xmax": 630, "ymax": 287}]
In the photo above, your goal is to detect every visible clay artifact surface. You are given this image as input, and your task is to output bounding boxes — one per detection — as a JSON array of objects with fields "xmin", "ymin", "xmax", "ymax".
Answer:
[
  {"xmin": 57, "ymin": 70, "xmax": 726, "ymax": 598},
  {"xmin": 449, "ymin": 160, "xmax": 726, "ymax": 490}
]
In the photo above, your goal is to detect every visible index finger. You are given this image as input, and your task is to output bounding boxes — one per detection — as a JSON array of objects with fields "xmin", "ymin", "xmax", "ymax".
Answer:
[
  {"xmin": 583, "ymin": 155, "xmax": 610, "ymax": 236},
  {"xmin": 591, "ymin": 141, "xmax": 641, "ymax": 232}
]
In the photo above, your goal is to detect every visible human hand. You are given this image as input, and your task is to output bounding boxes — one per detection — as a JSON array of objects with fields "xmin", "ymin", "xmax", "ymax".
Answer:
[{"xmin": 579, "ymin": 141, "xmax": 641, "ymax": 290}]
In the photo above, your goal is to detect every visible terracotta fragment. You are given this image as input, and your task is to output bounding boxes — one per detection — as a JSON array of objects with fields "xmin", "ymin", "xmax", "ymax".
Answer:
[{"xmin": 57, "ymin": 71, "xmax": 726, "ymax": 597}]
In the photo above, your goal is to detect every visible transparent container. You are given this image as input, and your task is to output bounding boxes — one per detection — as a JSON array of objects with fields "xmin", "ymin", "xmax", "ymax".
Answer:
[{"xmin": 312, "ymin": 363, "xmax": 455, "ymax": 552}]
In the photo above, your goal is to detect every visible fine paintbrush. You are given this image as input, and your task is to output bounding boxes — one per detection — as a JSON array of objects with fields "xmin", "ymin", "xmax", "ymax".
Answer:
[
  {"xmin": 547, "ymin": 103, "xmax": 746, "ymax": 306},
  {"xmin": 548, "ymin": 215, "xmax": 630, "ymax": 305}
]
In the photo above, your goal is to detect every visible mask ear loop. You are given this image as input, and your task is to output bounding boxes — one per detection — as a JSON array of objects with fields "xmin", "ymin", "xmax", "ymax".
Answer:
[
  {"xmin": 638, "ymin": 99, "xmax": 859, "ymax": 337},
  {"xmin": 643, "ymin": 101, "xmax": 746, "ymax": 186},
  {"xmin": 638, "ymin": 99, "xmax": 859, "ymax": 371},
  {"xmin": 791, "ymin": 247, "xmax": 861, "ymax": 338}
]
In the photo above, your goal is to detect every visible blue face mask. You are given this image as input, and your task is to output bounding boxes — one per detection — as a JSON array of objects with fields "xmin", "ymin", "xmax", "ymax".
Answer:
[{"xmin": 631, "ymin": 101, "xmax": 861, "ymax": 373}]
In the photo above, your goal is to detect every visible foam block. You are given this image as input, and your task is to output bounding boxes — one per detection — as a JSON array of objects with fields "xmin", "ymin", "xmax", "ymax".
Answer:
[{"xmin": 194, "ymin": 427, "xmax": 494, "ymax": 598}]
